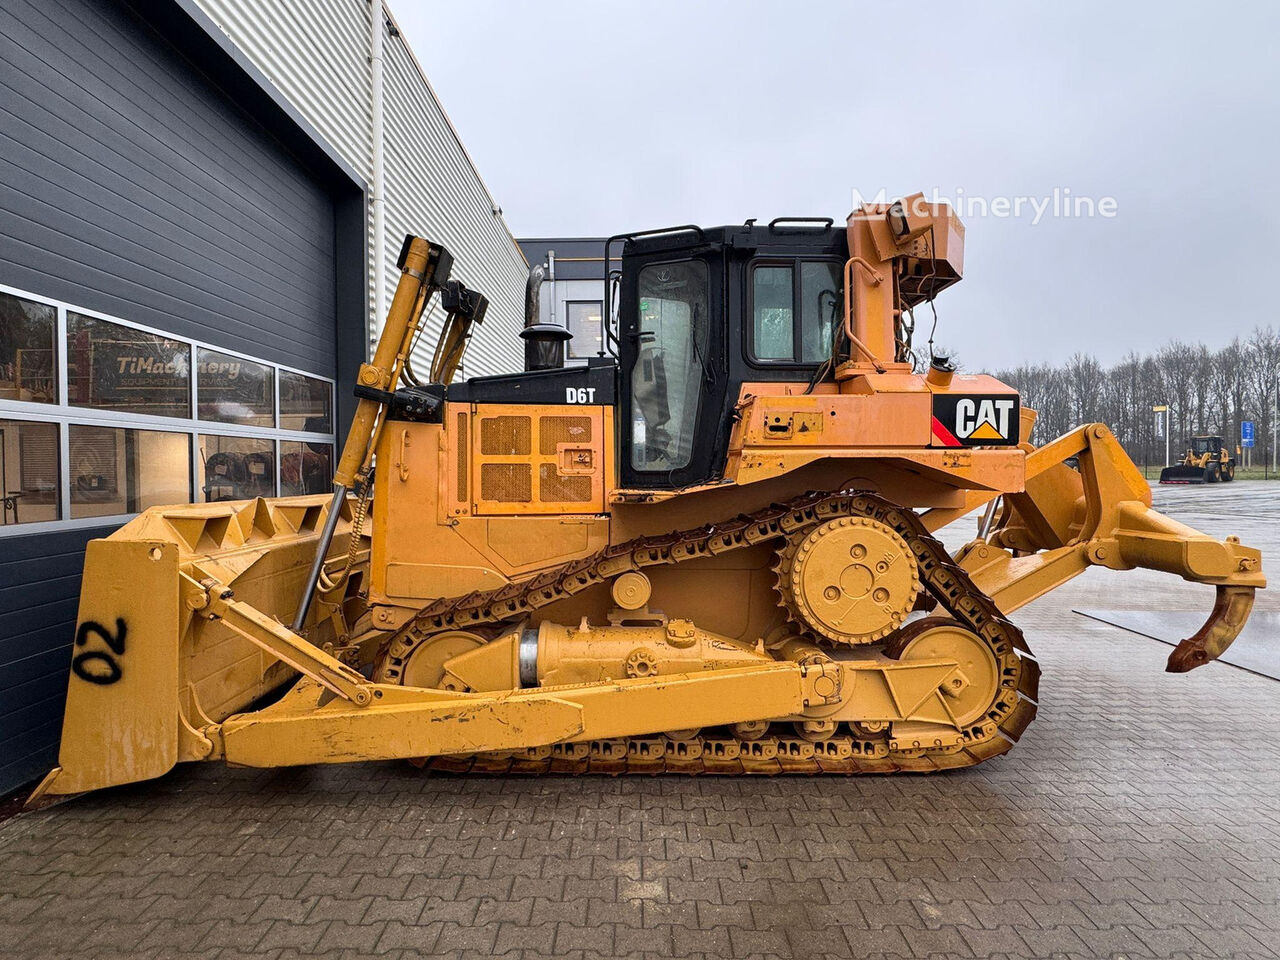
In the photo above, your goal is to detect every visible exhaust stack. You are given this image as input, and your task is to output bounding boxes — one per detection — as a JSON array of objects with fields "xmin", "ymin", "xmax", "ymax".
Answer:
[{"xmin": 519, "ymin": 261, "xmax": 570, "ymax": 371}]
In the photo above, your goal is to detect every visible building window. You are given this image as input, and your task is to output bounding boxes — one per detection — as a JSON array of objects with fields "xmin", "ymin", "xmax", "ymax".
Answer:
[
  {"xmin": 0, "ymin": 292, "xmax": 57, "ymax": 404},
  {"xmin": 198, "ymin": 347, "xmax": 274, "ymax": 426},
  {"xmin": 749, "ymin": 261, "xmax": 842, "ymax": 364},
  {"xmin": 0, "ymin": 283, "xmax": 337, "ymax": 536},
  {"xmin": 199, "ymin": 435, "xmax": 275, "ymax": 502},
  {"xmin": 280, "ymin": 370, "xmax": 333, "ymax": 432},
  {"xmin": 280, "ymin": 440, "xmax": 334, "ymax": 496},
  {"xmin": 68, "ymin": 312, "xmax": 192, "ymax": 418},
  {"xmin": 68, "ymin": 425, "xmax": 190, "ymax": 519},
  {"xmin": 0, "ymin": 419, "xmax": 59, "ymax": 525},
  {"xmin": 566, "ymin": 301, "xmax": 604, "ymax": 359}
]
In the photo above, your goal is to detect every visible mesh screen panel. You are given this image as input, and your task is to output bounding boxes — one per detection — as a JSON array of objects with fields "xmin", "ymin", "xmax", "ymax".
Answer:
[
  {"xmin": 539, "ymin": 416, "xmax": 592, "ymax": 455},
  {"xmin": 480, "ymin": 416, "xmax": 531, "ymax": 456},
  {"xmin": 538, "ymin": 463, "xmax": 592, "ymax": 502},
  {"xmin": 481, "ymin": 463, "xmax": 532, "ymax": 502}
]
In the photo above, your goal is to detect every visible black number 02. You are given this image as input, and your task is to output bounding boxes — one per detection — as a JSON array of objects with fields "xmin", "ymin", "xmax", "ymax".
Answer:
[{"xmin": 71, "ymin": 618, "xmax": 128, "ymax": 685}]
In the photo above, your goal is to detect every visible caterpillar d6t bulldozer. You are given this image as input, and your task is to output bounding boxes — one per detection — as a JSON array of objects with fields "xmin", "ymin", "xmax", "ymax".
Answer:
[
  {"xmin": 1159, "ymin": 435, "xmax": 1236, "ymax": 484},
  {"xmin": 30, "ymin": 195, "xmax": 1265, "ymax": 804}
]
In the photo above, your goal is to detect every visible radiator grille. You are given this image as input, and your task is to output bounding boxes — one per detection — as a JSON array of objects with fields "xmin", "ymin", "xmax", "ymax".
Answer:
[
  {"xmin": 481, "ymin": 463, "xmax": 531, "ymax": 502},
  {"xmin": 539, "ymin": 416, "xmax": 592, "ymax": 455},
  {"xmin": 456, "ymin": 411, "xmax": 468, "ymax": 501},
  {"xmin": 538, "ymin": 463, "xmax": 592, "ymax": 503},
  {"xmin": 480, "ymin": 416, "xmax": 531, "ymax": 456}
]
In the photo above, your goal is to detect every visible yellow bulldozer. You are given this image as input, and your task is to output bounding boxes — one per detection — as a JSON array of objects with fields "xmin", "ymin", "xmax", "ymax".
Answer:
[
  {"xmin": 1159, "ymin": 435, "xmax": 1236, "ymax": 484},
  {"xmin": 29, "ymin": 195, "xmax": 1264, "ymax": 804}
]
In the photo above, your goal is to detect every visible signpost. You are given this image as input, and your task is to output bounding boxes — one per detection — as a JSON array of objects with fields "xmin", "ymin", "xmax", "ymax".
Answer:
[
  {"xmin": 1153, "ymin": 404, "xmax": 1169, "ymax": 468},
  {"xmin": 1242, "ymin": 420, "xmax": 1255, "ymax": 447}
]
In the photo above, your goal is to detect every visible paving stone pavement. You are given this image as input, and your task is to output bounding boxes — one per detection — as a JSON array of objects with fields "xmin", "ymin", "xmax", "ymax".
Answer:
[{"xmin": 2, "ymin": 485, "xmax": 1279, "ymax": 959}]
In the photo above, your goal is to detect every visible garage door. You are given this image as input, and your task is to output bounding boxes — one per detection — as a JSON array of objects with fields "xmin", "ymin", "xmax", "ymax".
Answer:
[
  {"xmin": 0, "ymin": 0, "xmax": 344, "ymax": 793},
  {"xmin": 0, "ymin": 0, "xmax": 337, "ymax": 372}
]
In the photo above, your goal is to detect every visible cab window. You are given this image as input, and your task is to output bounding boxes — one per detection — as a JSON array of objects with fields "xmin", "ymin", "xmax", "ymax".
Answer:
[
  {"xmin": 750, "ymin": 261, "xmax": 841, "ymax": 364},
  {"xmin": 630, "ymin": 260, "xmax": 709, "ymax": 472}
]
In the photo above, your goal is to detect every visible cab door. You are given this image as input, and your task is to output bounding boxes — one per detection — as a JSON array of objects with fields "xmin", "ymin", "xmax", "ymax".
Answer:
[{"xmin": 618, "ymin": 249, "xmax": 727, "ymax": 489}]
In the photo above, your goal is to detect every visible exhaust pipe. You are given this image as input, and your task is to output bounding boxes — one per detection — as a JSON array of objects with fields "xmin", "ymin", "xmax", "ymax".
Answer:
[
  {"xmin": 524, "ymin": 262, "xmax": 544, "ymax": 326},
  {"xmin": 519, "ymin": 262, "xmax": 571, "ymax": 371}
]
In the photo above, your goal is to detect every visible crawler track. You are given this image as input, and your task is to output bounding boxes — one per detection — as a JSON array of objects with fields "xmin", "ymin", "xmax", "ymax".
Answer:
[{"xmin": 374, "ymin": 492, "xmax": 1040, "ymax": 774}]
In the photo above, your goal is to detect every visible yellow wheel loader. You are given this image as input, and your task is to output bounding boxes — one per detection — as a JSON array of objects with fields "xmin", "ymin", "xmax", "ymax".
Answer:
[
  {"xmin": 1159, "ymin": 435, "xmax": 1236, "ymax": 484},
  {"xmin": 30, "ymin": 196, "xmax": 1264, "ymax": 804}
]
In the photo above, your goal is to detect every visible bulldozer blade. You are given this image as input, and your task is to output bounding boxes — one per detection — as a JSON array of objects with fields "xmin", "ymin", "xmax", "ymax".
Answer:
[
  {"xmin": 1158, "ymin": 465, "xmax": 1207, "ymax": 484},
  {"xmin": 33, "ymin": 539, "xmax": 182, "ymax": 800},
  {"xmin": 28, "ymin": 494, "xmax": 362, "ymax": 806},
  {"xmin": 1165, "ymin": 584, "xmax": 1256, "ymax": 673}
]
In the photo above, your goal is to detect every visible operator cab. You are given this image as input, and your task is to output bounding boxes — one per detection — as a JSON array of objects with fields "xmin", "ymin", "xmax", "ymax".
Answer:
[
  {"xmin": 613, "ymin": 220, "xmax": 847, "ymax": 489},
  {"xmin": 398, "ymin": 220, "xmax": 849, "ymax": 493}
]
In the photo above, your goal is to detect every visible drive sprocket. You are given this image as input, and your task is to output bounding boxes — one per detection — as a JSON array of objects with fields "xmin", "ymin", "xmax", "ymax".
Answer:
[{"xmin": 774, "ymin": 515, "xmax": 921, "ymax": 644}]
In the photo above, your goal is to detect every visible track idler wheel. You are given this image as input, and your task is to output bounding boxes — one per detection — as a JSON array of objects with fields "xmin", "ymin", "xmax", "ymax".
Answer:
[
  {"xmin": 732, "ymin": 720, "xmax": 770, "ymax": 741},
  {"xmin": 885, "ymin": 618, "xmax": 1001, "ymax": 728},
  {"xmin": 793, "ymin": 719, "xmax": 838, "ymax": 741},
  {"xmin": 389, "ymin": 630, "xmax": 485, "ymax": 690}
]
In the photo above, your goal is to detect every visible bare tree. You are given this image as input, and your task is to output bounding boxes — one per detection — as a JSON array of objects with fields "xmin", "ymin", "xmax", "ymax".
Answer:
[
  {"xmin": 1212, "ymin": 339, "xmax": 1248, "ymax": 446},
  {"xmin": 1155, "ymin": 342, "xmax": 1199, "ymax": 448},
  {"xmin": 984, "ymin": 325, "xmax": 1278, "ymax": 472},
  {"xmin": 1065, "ymin": 353, "xmax": 1104, "ymax": 425}
]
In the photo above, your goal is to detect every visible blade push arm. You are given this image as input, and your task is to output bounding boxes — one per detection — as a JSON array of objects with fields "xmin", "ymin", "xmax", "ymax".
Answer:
[{"xmin": 292, "ymin": 237, "xmax": 451, "ymax": 631}]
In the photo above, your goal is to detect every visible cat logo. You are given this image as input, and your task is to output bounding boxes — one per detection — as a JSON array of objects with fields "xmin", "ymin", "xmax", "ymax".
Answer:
[{"xmin": 931, "ymin": 394, "xmax": 1020, "ymax": 447}]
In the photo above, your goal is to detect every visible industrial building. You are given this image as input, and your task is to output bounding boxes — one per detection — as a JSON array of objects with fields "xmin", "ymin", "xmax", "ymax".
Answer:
[
  {"xmin": 0, "ymin": 0, "xmax": 527, "ymax": 793},
  {"xmin": 517, "ymin": 238, "xmax": 613, "ymax": 364}
]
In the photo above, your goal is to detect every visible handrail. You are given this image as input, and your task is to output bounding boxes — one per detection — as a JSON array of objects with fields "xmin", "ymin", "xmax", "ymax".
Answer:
[
  {"xmin": 842, "ymin": 257, "xmax": 886, "ymax": 367},
  {"xmin": 768, "ymin": 217, "xmax": 834, "ymax": 231},
  {"xmin": 602, "ymin": 225, "xmax": 708, "ymax": 359}
]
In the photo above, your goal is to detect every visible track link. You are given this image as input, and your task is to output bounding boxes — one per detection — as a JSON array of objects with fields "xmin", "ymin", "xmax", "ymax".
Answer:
[{"xmin": 375, "ymin": 491, "xmax": 1040, "ymax": 774}]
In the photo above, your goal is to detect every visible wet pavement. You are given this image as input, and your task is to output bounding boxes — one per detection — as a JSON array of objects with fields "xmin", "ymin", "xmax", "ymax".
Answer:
[{"xmin": 1, "ymin": 482, "xmax": 1278, "ymax": 959}]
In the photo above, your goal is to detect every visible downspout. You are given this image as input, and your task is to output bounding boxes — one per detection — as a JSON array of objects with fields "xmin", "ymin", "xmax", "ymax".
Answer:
[{"xmin": 369, "ymin": 0, "xmax": 386, "ymax": 356}]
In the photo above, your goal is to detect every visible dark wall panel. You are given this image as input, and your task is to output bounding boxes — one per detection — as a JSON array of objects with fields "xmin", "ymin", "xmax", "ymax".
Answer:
[
  {"xmin": 0, "ymin": 0, "xmax": 354, "ymax": 795},
  {"xmin": 0, "ymin": 525, "xmax": 112, "ymax": 791},
  {"xmin": 0, "ymin": 0, "xmax": 337, "ymax": 374}
]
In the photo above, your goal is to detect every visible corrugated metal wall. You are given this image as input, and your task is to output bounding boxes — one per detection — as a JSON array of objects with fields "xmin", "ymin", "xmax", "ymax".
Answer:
[
  {"xmin": 380, "ymin": 20, "xmax": 528, "ymax": 378},
  {"xmin": 193, "ymin": 0, "xmax": 527, "ymax": 378}
]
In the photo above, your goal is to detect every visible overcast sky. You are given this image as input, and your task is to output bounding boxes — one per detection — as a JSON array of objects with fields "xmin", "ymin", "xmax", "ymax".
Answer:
[{"xmin": 396, "ymin": 1, "xmax": 1280, "ymax": 370}]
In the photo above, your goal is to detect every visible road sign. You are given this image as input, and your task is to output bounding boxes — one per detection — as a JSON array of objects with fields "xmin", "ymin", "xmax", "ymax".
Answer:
[{"xmin": 1242, "ymin": 420, "xmax": 1255, "ymax": 448}]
